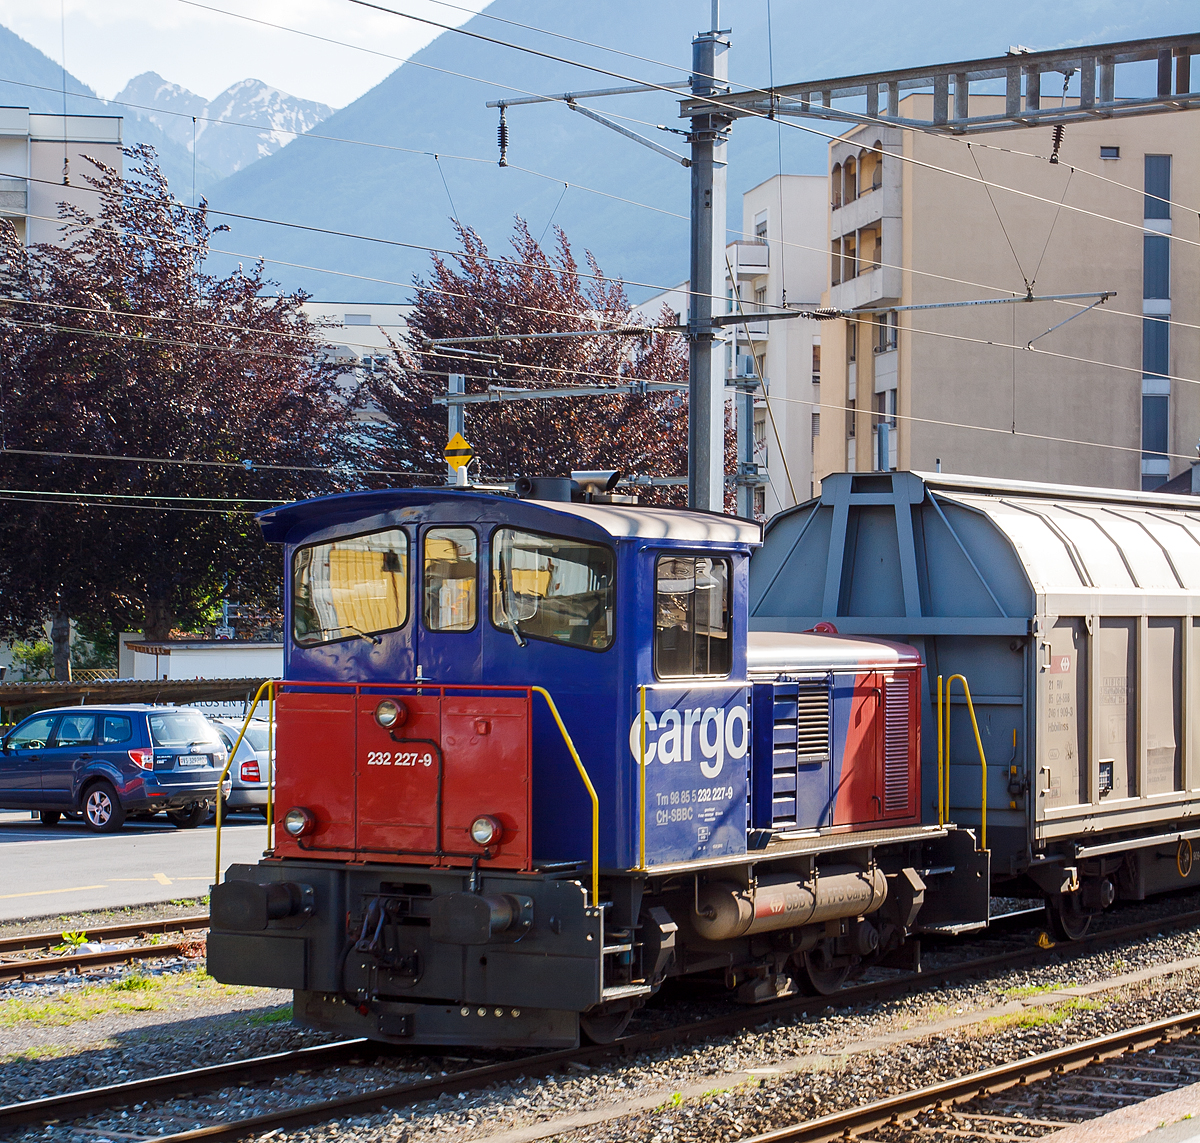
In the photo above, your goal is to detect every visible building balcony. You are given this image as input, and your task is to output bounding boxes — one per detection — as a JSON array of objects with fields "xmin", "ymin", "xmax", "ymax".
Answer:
[
  {"xmin": 0, "ymin": 178, "xmax": 27, "ymax": 218},
  {"xmin": 829, "ymin": 265, "xmax": 901, "ymax": 312},
  {"xmin": 727, "ymin": 240, "xmax": 769, "ymax": 279}
]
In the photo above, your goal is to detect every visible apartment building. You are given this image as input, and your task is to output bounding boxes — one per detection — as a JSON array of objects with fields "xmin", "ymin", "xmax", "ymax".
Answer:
[
  {"xmin": 813, "ymin": 94, "xmax": 1200, "ymax": 491},
  {"xmin": 638, "ymin": 174, "xmax": 829, "ymax": 517},
  {"xmin": 0, "ymin": 108, "xmax": 123, "ymax": 246}
]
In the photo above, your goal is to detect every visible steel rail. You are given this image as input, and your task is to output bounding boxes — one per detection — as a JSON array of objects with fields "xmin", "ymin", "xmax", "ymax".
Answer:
[
  {"xmin": 0, "ymin": 1040, "xmax": 374, "ymax": 1130},
  {"xmin": 0, "ymin": 914, "xmax": 209, "ymax": 956},
  {"xmin": 0, "ymin": 942, "xmax": 193, "ymax": 983},
  {"xmin": 741, "ymin": 1008, "xmax": 1200, "ymax": 1143},
  {"xmin": 4, "ymin": 902, "xmax": 1199, "ymax": 1141}
]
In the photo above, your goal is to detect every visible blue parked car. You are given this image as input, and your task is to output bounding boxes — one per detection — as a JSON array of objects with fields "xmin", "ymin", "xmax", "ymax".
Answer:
[{"xmin": 0, "ymin": 705, "xmax": 229, "ymax": 832}]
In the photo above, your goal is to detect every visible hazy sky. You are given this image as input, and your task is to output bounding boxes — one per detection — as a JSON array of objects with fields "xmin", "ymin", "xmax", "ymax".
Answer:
[{"xmin": 0, "ymin": 0, "xmax": 493, "ymax": 107}]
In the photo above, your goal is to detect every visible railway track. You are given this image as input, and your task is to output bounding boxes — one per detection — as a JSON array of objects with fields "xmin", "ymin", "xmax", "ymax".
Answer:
[
  {"xmin": 742, "ymin": 1009, "xmax": 1200, "ymax": 1143},
  {"xmin": 3, "ymin": 901, "xmax": 1200, "ymax": 1143},
  {"xmin": 0, "ymin": 915, "xmax": 208, "ymax": 983}
]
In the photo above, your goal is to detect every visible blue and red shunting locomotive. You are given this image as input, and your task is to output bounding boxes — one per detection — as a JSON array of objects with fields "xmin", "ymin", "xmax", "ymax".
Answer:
[{"xmin": 209, "ymin": 483, "xmax": 982, "ymax": 1047}]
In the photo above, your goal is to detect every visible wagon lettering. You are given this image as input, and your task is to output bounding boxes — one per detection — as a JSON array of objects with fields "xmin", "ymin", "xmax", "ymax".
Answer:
[{"xmin": 629, "ymin": 703, "xmax": 749, "ymax": 775}]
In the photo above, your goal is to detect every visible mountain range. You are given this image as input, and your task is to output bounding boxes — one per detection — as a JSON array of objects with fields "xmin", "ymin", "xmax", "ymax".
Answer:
[
  {"xmin": 114, "ymin": 72, "xmax": 332, "ymax": 191},
  {"xmin": 0, "ymin": 24, "xmax": 332, "ymax": 197},
  {"xmin": 0, "ymin": 2, "xmax": 1193, "ymax": 302}
]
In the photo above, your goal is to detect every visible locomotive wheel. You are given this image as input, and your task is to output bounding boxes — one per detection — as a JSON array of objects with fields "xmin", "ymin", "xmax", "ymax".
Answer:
[
  {"xmin": 800, "ymin": 945, "xmax": 850, "ymax": 995},
  {"xmin": 579, "ymin": 1007, "xmax": 634, "ymax": 1044},
  {"xmin": 1045, "ymin": 895, "xmax": 1092, "ymax": 942}
]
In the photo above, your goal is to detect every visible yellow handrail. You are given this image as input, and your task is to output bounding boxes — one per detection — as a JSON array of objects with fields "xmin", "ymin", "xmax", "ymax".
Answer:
[
  {"xmin": 941, "ymin": 673, "xmax": 988, "ymax": 851},
  {"xmin": 937, "ymin": 674, "xmax": 945, "ymax": 827},
  {"xmin": 214, "ymin": 679, "xmax": 277, "ymax": 886},
  {"xmin": 639, "ymin": 685, "xmax": 647, "ymax": 871},
  {"xmin": 532, "ymin": 686, "xmax": 599, "ymax": 908}
]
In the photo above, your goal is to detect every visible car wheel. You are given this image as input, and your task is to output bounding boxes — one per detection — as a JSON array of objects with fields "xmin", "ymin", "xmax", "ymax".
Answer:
[
  {"xmin": 39, "ymin": 810, "xmax": 60, "ymax": 826},
  {"xmin": 167, "ymin": 802, "xmax": 208, "ymax": 829},
  {"xmin": 83, "ymin": 782, "xmax": 126, "ymax": 833}
]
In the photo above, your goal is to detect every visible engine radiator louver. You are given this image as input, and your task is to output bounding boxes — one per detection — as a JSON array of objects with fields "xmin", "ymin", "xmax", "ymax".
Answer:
[{"xmin": 883, "ymin": 677, "xmax": 910, "ymax": 813}]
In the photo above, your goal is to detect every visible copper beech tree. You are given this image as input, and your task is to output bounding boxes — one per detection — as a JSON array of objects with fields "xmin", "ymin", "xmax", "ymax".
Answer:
[
  {"xmin": 367, "ymin": 219, "xmax": 735, "ymax": 503},
  {"xmin": 0, "ymin": 146, "xmax": 356, "ymax": 675}
]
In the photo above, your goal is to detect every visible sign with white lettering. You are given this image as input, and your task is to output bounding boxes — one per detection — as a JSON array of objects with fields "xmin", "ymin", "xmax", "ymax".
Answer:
[{"xmin": 629, "ymin": 685, "xmax": 749, "ymax": 865}]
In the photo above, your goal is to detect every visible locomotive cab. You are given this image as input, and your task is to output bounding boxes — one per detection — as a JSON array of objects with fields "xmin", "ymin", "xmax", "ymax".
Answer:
[{"xmin": 209, "ymin": 487, "xmax": 966, "ymax": 1048}]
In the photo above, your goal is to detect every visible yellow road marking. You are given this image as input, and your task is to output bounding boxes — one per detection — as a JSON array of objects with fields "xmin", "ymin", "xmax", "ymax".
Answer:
[
  {"xmin": 0, "ymin": 885, "xmax": 106, "ymax": 900},
  {"xmin": 153, "ymin": 873, "xmax": 173, "ymax": 886}
]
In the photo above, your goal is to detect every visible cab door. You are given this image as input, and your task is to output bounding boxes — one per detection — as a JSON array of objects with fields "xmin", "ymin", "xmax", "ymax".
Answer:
[
  {"xmin": 0, "ymin": 714, "xmax": 59, "ymax": 807},
  {"xmin": 41, "ymin": 712, "xmax": 98, "ymax": 806},
  {"xmin": 415, "ymin": 525, "xmax": 482, "ymax": 683}
]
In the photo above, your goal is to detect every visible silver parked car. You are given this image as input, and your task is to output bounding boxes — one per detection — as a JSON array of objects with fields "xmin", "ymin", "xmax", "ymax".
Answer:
[{"xmin": 207, "ymin": 718, "xmax": 274, "ymax": 815}]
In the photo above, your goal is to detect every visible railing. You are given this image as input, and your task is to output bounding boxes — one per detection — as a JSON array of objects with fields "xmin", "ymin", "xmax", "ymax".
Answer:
[
  {"xmin": 937, "ymin": 673, "xmax": 988, "ymax": 851},
  {"xmin": 212, "ymin": 680, "xmax": 600, "ymax": 908},
  {"xmin": 214, "ymin": 679, "xmax": 277, "ymax": 886}
]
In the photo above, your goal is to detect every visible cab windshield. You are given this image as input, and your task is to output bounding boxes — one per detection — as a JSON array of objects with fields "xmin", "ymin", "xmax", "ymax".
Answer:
[
  {"xmin": 292, "ymin": 528, "xmax": 409, "ymax": 646},
  {"xmin": 491, "ymin": 528, "xmax": 614, "ymax": 650}
]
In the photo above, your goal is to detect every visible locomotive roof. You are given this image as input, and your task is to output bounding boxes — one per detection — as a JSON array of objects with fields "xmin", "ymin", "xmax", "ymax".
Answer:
[
  {"xmin": 746, "ymin": 630, "xmax": 921, "ymax": 675},
  {"xmin": 257, "ymin": 487, "xmax": 761, "ymax": 546}
]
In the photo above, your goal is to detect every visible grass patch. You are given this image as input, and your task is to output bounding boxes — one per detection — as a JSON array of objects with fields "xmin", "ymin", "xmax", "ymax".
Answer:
[
  {"xmin": 0, "ymin": 1043, "xmax": 75, "ymax": 1064},
  {"xmin": 0, "ymin": 967, "xmax": 260, "ymax": 1029},
  {"xmin": 1001, "ymin": 981, "xmax": 1069, "ymax": 1000},
  {"xmin": 248, "ymin": 1005, "xmax": 293, "ymax": 1026},
  {"xmin": 985, "ymin": 997, "xmax": 1104, "ymax": 1032}
]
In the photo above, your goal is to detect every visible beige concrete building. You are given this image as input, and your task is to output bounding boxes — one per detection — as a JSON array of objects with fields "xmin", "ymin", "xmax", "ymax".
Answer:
[
  {"xmin": 813, "ymin": 94, "xmax": 1200, "ymax": 492},
  {"xmin": 0, "ymin": 108, "xmax": 123, "ymax": 246}
]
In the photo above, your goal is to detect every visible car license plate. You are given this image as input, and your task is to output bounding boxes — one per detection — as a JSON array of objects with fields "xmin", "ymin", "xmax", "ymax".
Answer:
[{"xmin": 177, "ymin": 754, "xmax": 208, "ymax": 769}]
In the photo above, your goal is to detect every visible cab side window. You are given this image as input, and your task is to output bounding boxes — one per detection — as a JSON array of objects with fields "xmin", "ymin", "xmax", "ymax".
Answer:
[
  {"xmin": 424, "ymin": 527, "xmax": 478, "ymax": 632},
  {"xmin": 54, "ymin": 715, "xmax": 97, "ymax": 747},
  {"xmin": 654, "ymin": 555, "xmax": 732, "ymax": 678},
  {"xmin": 7, "ymin": 715, "xmax": 58, "ymax": 750}
]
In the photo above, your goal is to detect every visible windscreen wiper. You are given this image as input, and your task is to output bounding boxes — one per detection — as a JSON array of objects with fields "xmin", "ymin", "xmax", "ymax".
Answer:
[{"xmin": 342, "ymin": 624, "xmax": 382, "ymax": 646}]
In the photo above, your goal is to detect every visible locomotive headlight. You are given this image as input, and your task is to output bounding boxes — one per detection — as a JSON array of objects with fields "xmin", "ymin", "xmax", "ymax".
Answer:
[
  {"xmin": 470, "ymin": 815, "xmax": 501, "ymax": 846},
  {"xmin": 374, "ymin": 699, "xmax": 406, "ymax": 728},
  {"xmin": 283, "ymin": 806, "xmax": 316, "ymax": 838}
]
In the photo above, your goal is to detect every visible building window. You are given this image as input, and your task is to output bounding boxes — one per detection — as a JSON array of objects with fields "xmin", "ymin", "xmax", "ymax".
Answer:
[
  {"xmin": 844, "ymin": 232, "xmax": 857, "ymax": 279},
  {"xmin": 844, "ymin": 156, "xmax": 857, "ymax": 204},
  {"xmin": 1144, "ymin": 235, "xmax": 1170, "ymax": 299},
  {"xmin": 846, "ymin": 398, "xmax": 856, "ymax": 438},
  {"xmin": 755, "ymin": 211, "xmax": 768, "ymax": 239},
  {"xmin": 831, "ymin": 237, "xmax": 842, "ymax": 286},
  {"xmin": 871, "ymin": 142, "xmax": 883, "ymax": 188},
  {"xmin": 1143, "ymin": 394, "xmax": 1168, "ymax": 457},
  {"xmin": 1100, "ymin": 146, "xmax": 1120, "ymax": 160},
  {"xmin": 831, "ymin": 162, "xmax": 842, "ymax": 209},
  {"xmin": 811, "ymin": 341, "xmax": 821, "ymax": 381},
  {"xmin": 847, "ymin": 322, "xmax": 857, "ymax": 363},
  {"xmin": 754, "ymin": 286, "xmax": 767, "ymax": 311},
  {"xmin": 812, "ymin": 412, "xmax": 820, "ymax": 439},
  {"xmin": 874, "ymin": 312, "xmax": 897, "ymax": 353},
  {"xmin": 1143, "ymin": 317, "xmax": 1169, "ymax": 378},
  {"xmin": 1145, "ymin": 155, "xmax": 1171, "ymax": 219}
]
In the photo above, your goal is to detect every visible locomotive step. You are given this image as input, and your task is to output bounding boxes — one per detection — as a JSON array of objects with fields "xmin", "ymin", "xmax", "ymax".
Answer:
[
  {"xmin": 600, "ymin": 983, "xmax": 654, "ymax": 1000},
  {"xmin": 602, "ymin": 943, "xmax": 633, "ymax": 954}
]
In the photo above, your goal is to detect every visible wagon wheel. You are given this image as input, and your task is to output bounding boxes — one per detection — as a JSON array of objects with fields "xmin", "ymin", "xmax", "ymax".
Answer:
[
  {"xmin": 1044, "ymin": 894, "xmax": 1091, "ymax": 942},
  {"xmin": 800, "ymin": 943, "xmax": 850, "ymax": 995},
  {"xmin": 579, "ymin": 1006, "xmax": 634, "ymax": 1044}
]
